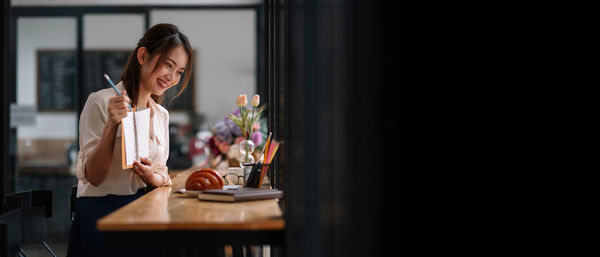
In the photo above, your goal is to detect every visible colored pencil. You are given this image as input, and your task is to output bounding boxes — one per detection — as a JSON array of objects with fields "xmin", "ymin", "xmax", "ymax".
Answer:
[
  {"xmin": 259, "ymin": 132, "xmax": 272, "ymax": 163},
  {"xmin": 258, "ymin": 141, "xmax": 279, "ymax": 186}
]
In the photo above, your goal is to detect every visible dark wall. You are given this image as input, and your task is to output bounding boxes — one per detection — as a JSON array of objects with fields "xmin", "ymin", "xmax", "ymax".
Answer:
[
  {"xmin": 285, "ymin": 1, "xmax": 599, "ymax": 256},
  {"xmin": 1, "ymin": 0, "xmax": 10, "ymax": 206},
  {"xmin": 285, "ymin": 1, "xmax": 386, "ymax": 257},
  {"xmin": 407, "ymin": 2, "xmax": 600, "ymax": 256}
]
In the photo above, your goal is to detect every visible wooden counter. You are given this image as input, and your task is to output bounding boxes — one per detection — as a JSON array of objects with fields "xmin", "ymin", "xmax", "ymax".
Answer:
[
  {"xmin": 96, "ymin": 168, "xmax": 285, "ymax": 247},
  {"xmin": 97, "ymin": 186, "xmax": 284, "ymax": 231}
]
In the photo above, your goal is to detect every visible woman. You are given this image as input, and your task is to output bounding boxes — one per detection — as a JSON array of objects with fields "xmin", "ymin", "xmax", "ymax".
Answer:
[{"xmin": 67, "ymin": 23, "xmax": 193, "ymax": 257}]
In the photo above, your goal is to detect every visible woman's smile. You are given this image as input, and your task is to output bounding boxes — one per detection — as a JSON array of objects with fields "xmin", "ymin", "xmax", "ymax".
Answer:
[
  {"xmin": 142, "ymin": 45, "xmax": 188, "ymax": 97},
  {"xmin": 157, "ymin": 78, "xmax": 169, "ymax": 90}
]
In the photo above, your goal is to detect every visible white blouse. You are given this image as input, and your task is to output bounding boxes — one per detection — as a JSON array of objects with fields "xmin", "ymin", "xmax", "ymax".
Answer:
[{"xmin": 75, "ymin": 81, "xmax": 172, "ymax": 198}]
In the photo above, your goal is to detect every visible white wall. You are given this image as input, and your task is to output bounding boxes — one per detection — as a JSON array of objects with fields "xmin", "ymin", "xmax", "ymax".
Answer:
[
  {"xmin": 17, "ymin": 15, "xmax": 146, "ymax": 140},
  {"xmin": 17, "ymin": 17, "xmax": 78, "ymax": 139},
  {"xmin": 83, "ymin": 14, "xmax": 144, "ymax": 49},
  {"xmin": 13, "ymin": 0, "xmax": 261, "ymax": 6},
  {"xmin": 16, "ymin": 10, "xmax": 257, "ymax": 139},
  {"xmin": 151, "ymin": 10, "xmax": 256, "ymax": 125}
]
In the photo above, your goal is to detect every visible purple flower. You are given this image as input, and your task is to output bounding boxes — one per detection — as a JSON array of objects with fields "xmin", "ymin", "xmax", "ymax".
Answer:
[
  {"xmin": 251, "ymin": 131, "xmax": 263, "ymax": 146},
  {"xmin": 224, "ymin": 115, "xmax": 243, "ymax": 137},
  {"xmin": 214, "ymin": 120, "xmax": 233, "ymax": 143}
]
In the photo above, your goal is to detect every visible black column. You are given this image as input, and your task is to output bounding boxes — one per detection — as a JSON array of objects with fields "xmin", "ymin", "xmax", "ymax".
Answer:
[
  {"xmin": 1, "ymin": 0, "xmax": 10, "ymax": 205},
  {"xmin": 4, "ymin": 0, "xmax": 17, "ymax": 199},
  {"xmin": 76, "ymin": 15, "xmax": 84, "ymax": 150},
  {"xmin": 284, "ymin": 1, "xmax": 385, "ymax": 257}
]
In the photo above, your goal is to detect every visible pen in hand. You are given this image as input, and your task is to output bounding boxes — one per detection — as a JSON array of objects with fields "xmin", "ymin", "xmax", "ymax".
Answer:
[{"xmin": 104, "ymin": 73, "xmax": 132, "ymax": 111}]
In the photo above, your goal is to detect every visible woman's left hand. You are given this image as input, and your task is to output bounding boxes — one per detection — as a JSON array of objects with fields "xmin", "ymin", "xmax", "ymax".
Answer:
[{"xmin": 133, "ymin": 157, "xmax": 154, "ymax": 181}]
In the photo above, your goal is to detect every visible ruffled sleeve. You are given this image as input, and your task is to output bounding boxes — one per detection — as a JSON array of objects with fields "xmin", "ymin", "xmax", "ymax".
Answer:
[
  {"xmin": 160, "ymin": 109, "xmax": 172, "ymax": 186},
  {"xmin": 151, "ymin": 162, "xmax": 172, "ymax": 186},
  {"xmin": 150, "ymin": 102, "xmax": 172, "ymax": 187},
  {"xmin": 75, "ymin": 92, "xmax": 108, "ymax": 183}
]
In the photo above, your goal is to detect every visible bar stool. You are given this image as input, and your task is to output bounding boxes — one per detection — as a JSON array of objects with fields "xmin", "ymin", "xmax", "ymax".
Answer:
[
  {"xmin": 1, "ymin": 209, "xmax": 24, "ymax": 257},
  {"xmin": 2, "ymin": 190, "xmax": 56, "ymax": 257}
]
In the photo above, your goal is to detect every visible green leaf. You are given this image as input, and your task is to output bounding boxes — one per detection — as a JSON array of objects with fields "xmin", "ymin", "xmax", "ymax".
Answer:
[
  {"xmin": 253, "ymin": 105, "xmax": 266, "ymax": 120},
  {"xmin": 228, "ymin": 113, "xmax": 245, "ymax": 129},
  {"xmin": 241, "ymin": 107, "xmax": 249, "ymax": 121}
]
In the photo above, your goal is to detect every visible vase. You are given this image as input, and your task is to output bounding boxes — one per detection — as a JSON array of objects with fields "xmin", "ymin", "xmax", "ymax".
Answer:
[{"xmin": 238, "ymin": 139, "xmax": 255, "ymax": 165}]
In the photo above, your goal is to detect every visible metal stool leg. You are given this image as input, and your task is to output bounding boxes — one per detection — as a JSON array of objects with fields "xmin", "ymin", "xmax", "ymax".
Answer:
[
  {"xmin": 42, "ymin": 241, "xmax": 57, "ymax": 257},
  {"xmin": 18, "ymin": 247, "xmax": 29, "ymax": 257}
]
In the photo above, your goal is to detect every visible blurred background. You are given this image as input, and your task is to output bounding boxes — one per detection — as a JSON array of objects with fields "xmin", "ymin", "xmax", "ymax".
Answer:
[
  {"xmin": 3, "ymin": 0, "xmax": 387, "ymax": 257},
  {"xmin": 5, "ymin": 0, "xmax": 265, "ymax": 256},
  {"xmin": 6, "ymin": 1, "xmax": 599, "ymax": 256}
]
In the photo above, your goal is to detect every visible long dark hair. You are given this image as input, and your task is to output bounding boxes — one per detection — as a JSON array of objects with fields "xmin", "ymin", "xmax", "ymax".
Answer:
[{"xmin": 120, "ymin": 23, "xmax": 193, "ymax": 106}]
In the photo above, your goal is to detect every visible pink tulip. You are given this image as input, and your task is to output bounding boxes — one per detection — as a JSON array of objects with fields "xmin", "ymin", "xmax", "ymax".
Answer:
[
  {"xmin": 236, "ymin": 94, "xmax": 247, "ymax": 106},
  {"xmin": 252, "ymin": 94, "xmax": 260, "ymax": 107}
]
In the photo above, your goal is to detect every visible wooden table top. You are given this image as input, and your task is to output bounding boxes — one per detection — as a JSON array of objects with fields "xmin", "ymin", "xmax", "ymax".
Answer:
[{"xmin": 97, "ymin": 169, "xmax": 285, "ymax": 231}]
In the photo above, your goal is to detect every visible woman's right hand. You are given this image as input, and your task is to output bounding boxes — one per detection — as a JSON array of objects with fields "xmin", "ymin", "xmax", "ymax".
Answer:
[{"xmin": 107, "ymin": 91, "xmax": 131, "ymax": 126}]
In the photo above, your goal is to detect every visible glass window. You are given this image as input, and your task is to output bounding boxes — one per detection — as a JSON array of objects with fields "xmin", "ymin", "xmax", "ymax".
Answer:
[{"xmin": 16, "ymin": 17, "xmax": 78, "ymax": 176}]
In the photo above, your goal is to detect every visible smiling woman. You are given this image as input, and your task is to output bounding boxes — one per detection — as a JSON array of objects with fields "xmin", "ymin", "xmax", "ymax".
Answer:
[
  {"xmin": 67, "ymin": 23, "xmax": 193, "ymax": 257},
  {"xmin": 120, "ymin": 23, "xmax": 193, "ymax": 109}
]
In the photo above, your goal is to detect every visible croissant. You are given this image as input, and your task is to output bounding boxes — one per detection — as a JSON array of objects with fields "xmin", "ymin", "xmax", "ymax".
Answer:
[{"xmin": 185, "ymin": 168, "xmax": 224, "ymax": 191}]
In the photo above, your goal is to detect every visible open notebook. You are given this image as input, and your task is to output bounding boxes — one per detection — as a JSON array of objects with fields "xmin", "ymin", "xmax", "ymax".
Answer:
[{"xmin": 120, "ymin": 108, "xmax": 150, "ymax": 169}]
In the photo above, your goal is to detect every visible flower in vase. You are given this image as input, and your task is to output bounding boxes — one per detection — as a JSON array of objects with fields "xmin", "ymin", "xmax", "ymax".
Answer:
[
  {"xmin": 228, "ymin": 97, "xmax": 265, "ymax": 141},
  {"xmin": 251, "ymin": 131, "xmax": 263, "ymax": 146},
  {"xmin": 237, "ymin": 94, "xmax": 247, "ymax": 106},
  {"xmin": 213, "ymin": 120, "xmax": 233, "ymax": 143},
  {"xmin": 206, "ymin": 102, "xmax": 267, "ymax": 169},
  {"xmin": 224, "ymin": 110, "xmax": 243, "ymax": 137},
  {"xmin": 228, "ymin": 94, "xmax": 265, "ymax": 163}
]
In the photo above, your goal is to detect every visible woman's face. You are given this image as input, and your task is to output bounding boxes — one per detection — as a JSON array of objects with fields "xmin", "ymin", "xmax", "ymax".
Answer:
[{"xmin": 139, "ymin": 45, "xmax": 188, "ymax": 97}]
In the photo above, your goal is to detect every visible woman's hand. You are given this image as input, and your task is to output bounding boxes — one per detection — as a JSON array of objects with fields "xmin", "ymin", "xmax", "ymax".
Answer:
[
  {"xmin": 133, "ymin": 157, "xmax": 154, "ymax": 180},
  {"xmin": 133, "ymin": 157, "xmax": 167, "ymax": 187},
  {"xmin": 107, "ymin": 91, "xmax": 131, "ymax": 126}
]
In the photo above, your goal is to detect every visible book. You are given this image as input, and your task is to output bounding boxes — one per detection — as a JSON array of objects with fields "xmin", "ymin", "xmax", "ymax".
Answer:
[
  {"xmin": 197, "ymin": 188, "xmax": 283, "ymax": 202},
  {"xmin": 120, "ymin": 108, "xmax": 150, "ymax": 169}
]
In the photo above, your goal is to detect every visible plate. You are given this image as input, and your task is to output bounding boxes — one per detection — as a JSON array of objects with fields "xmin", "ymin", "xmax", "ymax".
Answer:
[
  {"xmin": 182, "ymin": 190, "xmax": 202, "ymax": 197},
  {"xmin": 223, "ymin": 185, "xmax": 242, "ymax": 190},
  {"xmin": 180, "ymin": 185, "xmax": 241, "ymax": 197}
]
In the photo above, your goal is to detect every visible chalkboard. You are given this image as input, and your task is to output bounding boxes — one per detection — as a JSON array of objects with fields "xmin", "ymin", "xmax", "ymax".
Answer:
[
  {"xmin": 81, "ymin": 50, "xmax": 131, "ymax": 108},
  {"xmin": 37, "ymin": 50, "xmax": 195, "ymax": 112},
  {"xmin": 37, "ymin": 50, "xmax": 77, "ymax": 111}
]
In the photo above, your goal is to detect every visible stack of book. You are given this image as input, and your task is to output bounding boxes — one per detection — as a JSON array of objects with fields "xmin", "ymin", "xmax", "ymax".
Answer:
[{"xmin": 197, "ymin": 188, "xmax": 283, "ymax": 202}]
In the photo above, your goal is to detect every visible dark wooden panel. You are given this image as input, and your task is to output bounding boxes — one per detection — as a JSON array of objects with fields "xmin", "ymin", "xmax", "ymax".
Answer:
[{"xmin": 37, "ymin": 49, "xmax": 195, "ymax": 112}]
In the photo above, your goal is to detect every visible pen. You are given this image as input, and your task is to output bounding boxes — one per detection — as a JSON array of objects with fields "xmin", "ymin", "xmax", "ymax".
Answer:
[
  {"xmin": 104, "ymin": 74, "xmax": 132, "ymax": 111},
  {"xmin": 106, "ymin": 73, "xmax": 139, "ymax": 162}
]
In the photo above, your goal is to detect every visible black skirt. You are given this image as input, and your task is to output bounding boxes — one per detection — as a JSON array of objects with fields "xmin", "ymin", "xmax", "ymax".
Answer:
[{"xmin": 66, "ymin": 189, "xmax": 161, "ymax": 257}]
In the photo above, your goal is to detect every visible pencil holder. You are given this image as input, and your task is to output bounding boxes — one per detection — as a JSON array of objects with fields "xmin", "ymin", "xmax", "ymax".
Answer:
[
  {"xmin": 241, "ymin": 164, "xmax": 253, "ymax": 185},
  {"xmin": 242, "ymin": 163, "xmax": 270, "ymax": 188}
]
